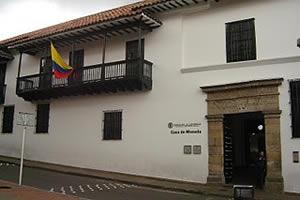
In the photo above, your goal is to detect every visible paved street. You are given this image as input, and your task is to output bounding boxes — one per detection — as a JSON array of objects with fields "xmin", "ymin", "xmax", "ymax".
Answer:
[{"xmin": 0, "ymin": 162, "xmax": 228, "ymax": 200}]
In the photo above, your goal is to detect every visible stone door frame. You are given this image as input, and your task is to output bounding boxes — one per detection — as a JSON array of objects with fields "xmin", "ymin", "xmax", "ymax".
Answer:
[{"xmin": 201, "ymin": 78, "xmax": 283, "ymax": 191}]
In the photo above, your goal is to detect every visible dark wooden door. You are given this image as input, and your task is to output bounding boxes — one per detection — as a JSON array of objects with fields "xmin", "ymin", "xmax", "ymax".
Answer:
[
  {"xmin": 126, "ymin": 39, "xmax": 144, "ymax": 77},
  {"xmin": 39, "ymin": 56, "xmax": 52, "ymax": 89},
  {"xmin": 223, "ymin": 116, "xmax": 233, "ymax": 184},
  {"xmin": 69, "ymin": 49, "xmax": 84, "ymax": 85}
]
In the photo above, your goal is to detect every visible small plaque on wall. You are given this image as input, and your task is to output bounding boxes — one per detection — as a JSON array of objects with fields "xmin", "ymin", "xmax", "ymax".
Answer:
[
  {"xmin": 293, "ymin": 151, "xmax": 299, "ymax": 163},
  {"xmin": 184, "ymin": 145, "xmax": 192, "ymax": 154},
  {"xmin": 193, "ymin": 145, "xmax": 201, "ymax": 154}
]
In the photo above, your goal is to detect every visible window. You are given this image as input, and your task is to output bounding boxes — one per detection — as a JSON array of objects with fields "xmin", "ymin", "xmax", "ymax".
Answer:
[
  {"xmin": 126, "ymin": 40, "xmax": 144, "ymax": 77},
  {"xmin": 36, "ymin": 104, "xmax": 50, "ymax": 133},
  {"xmin": 69, "ymin": 49, "xmax": 84, "ymax": 83},
  {"xmin": 226, "ymin": 18, "xmax": 256, "ymax": 63},
  {"xmin": 126, "ymin": 39, "xmax": 144, "ymax": 60},
  {"xmin": 0, "ymin": 63, "xmax": 6, "ymax": 104},
  {"xmin": 39, "ymin": 56, "xmax": 52, "ymax": 74},
  {"xmin": 290, "ymin": 81, "xmax": 300, "ymax": 138},
  {"xmin": 39, "ymin": 57, "xmax": 52, "ymax": 89},
  {"xmin": 2, "ymin": 105, "xmax": 14, "ymax": 133},
  {"xmin": 69, "ymin": 49, "xmax": 84, "ymax": 68},
  {"xmin": 103, "ymin": 111, "xmax": 122, "ymax": 140}
]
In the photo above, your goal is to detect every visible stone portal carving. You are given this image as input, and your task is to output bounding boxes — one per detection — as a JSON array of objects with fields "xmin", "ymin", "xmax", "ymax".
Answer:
[{"xmin": 201, "ymin": 78, "xmax": 283, "ymax": 191}]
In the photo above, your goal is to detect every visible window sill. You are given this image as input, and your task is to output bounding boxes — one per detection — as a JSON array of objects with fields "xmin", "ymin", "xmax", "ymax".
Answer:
[
  {"xmin": 181, "ymin": 56, "xmax": 300, "ymax": 73},
  {"xmin": 102, "ymin": 138, "xmax": 122, "ymax": 141},
  {"xmin": 291, "ymin": 137, "xmax": 300, "ymax": 139}
]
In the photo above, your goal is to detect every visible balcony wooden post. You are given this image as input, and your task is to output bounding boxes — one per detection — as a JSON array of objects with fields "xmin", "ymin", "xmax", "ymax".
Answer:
[
  {"xmin": 102, "ymin": 33, "xmax": 107, "ymax": 64},
  {"xmin": 138, "ymin": 18, "xmax": 143, "ymax": 78},
  {"xmin": 101, "ymin": 33, "xmax": 107, "ymax": 80},
  {"xmin": 71, "ymin": 42, "xmax": 75, "ymax": 67},
  {"xmin": 16, "ymin": 52, "xmax": 23, "ymax": 93},
  {"xmin": 17, "ymin": 52, "xmax": 23, "ymax": 78}
]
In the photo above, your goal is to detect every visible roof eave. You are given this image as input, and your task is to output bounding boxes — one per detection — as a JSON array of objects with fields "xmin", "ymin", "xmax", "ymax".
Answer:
[{"xmin": 7, "ymin": 12, "xmax": 162, "ymax": 53}]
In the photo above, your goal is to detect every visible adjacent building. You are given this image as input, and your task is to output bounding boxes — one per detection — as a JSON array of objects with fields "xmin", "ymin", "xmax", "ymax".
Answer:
[{"xmin": 0, "ymin": 0, "xmax": 299, "ymax": 194}]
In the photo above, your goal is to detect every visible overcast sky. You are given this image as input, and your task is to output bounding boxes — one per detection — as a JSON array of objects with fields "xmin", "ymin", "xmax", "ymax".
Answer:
[{"xmin": 0, "ymin": 0, "xmax": 139, "ymax": 40}]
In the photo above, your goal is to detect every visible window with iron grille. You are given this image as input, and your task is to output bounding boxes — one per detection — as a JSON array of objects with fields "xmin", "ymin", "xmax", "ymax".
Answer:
[
  {"xmin": 2, "ymin": 105, "xmax": 14, "ymax": 133},
  {"xmin": 290, "ymin": 81, "xmax": 300, "ymax": 138},
  {"xmin": 36, "ymin": 104, "xmax": 50, "ymax": 133},
  {"xmin": 226, "ymin": 18, "xmax": 256, "ymax": 63},
  {"xmin": 103, "ymin": 111, "xmax": 122, "ymax": 140}
]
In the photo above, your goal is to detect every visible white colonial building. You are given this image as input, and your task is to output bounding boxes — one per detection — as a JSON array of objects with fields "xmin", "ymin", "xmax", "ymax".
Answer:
[{"xmin": 0, "ymin": 0, "xmax": 299, "ymax": 194}]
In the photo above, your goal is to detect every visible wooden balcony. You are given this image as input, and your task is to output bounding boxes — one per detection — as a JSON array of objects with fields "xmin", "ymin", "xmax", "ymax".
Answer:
[{"xmin": 16, "ymin": 59, "xmax": 152, "ymax": 101}]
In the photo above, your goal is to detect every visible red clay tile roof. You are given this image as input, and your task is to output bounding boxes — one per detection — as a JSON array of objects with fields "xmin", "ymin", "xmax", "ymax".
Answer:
[{"xmin": 0, "ymin": 0, "xmax": 168, "ymax": 47}]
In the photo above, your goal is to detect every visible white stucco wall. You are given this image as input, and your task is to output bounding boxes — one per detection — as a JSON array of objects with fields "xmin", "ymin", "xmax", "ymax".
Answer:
[{"xmin": 0, "ymin": 0, "xmax": 299, "ymax": 193}]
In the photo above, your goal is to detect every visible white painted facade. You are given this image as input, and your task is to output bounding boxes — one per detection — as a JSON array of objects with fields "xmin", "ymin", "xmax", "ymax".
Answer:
[{"xmin": 0, "ymin": 0, "xmax": 300, "ymax": 193}]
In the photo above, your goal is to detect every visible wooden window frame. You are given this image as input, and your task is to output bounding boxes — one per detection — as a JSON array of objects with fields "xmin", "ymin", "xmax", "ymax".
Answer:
[
  {"xmin": 36, "ymin": 103, "xmax": 50, "ymax": 134},
  {"xmin": 2, "ymin": 105, "xmax": 14, "ymax": 133},
  {"xmin": 126, "ymin": 39, "xmax": 144, "ymax": 60},
  {"xmin": 103, "ymin": 110, "xmax": 122, "ymax": 140},
  {"xmin": 226, "ymin": 18, "xmax": 257, "ymax": 63}
]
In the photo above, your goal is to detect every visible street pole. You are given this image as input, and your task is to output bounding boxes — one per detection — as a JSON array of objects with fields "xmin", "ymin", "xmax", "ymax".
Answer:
[{"xmin": 19, "ymin": 126, "xmax": 27, "ymax": 185}]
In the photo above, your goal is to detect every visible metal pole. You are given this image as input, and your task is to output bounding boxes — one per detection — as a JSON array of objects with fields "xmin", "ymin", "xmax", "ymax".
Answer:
[{"xmin": 18, "ymin": 126, "xmax": 26, "ymax": 185}]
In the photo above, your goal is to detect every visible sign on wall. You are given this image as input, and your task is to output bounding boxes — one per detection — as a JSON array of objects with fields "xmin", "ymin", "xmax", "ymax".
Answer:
[
  {"xmin": 168, "ymin": 122, "xmax": 201, "ymax": 135},
  {"xmin": 17, "ymin": 112, "xmax": 35, "ymax": 127},
  {"xmin": 293, "ymin": 151, "xmax": 299, "ymax": 163}
]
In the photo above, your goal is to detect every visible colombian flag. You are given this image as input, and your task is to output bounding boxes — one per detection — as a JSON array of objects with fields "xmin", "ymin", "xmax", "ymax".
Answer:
[{"xmin": 51, "ymin": 43, "xmax": 73, "ymax": 79}]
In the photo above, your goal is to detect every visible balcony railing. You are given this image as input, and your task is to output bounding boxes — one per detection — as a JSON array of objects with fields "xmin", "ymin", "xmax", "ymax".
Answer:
[
  {"xmin": 17, "ymin": 59, "xmax": 152, "ymax": 101},
  {"xmin": 0, "ymin": 84, "xmax": 6, "ymax": 104}
]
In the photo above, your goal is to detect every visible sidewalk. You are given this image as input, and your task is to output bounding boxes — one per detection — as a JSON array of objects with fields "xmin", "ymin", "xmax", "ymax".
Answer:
[
  {"xmin": 0, "ymin": 180, "xmax": 85, "ymax": 200},
  {"xmin": 1, "ymin": 179, "xmax": 300, "ymax": 200},
  {"xmin": 189, "ymin": 183, "xmax": 300, "ymax": 200}
]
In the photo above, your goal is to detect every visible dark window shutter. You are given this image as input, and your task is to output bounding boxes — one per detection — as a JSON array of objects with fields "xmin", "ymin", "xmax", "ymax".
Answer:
[
  {"xmin": 2, "ymin": 106, "xmax": 14, "ymax": 133},
  {"xmin": 69, "ymin": 49, "xmax": 84, "ymax": 83},
  {"xmin": 290, "ymin": 81, "xmax": 300, "ymax": 138},
  {"xmin": 226, "ymin": 18, "xmax": 256, "ymax": 63},
  {"xmin": 69, "ymin": 49, "xmax": 84, "ymax": 68},
  {"xmin": 0, "ymin": 64, "xmax": 6, "ymax": 104},
  {"xmin": 103, "ymin": 111, "xmax": 122, "ymax": 140},
  {"xmin": 0, "ymin": 63, "xmax": 7, "ymax": 85},
  {"xmin": 126, "ymin": 39, "xmax": 144, "ymax": 60},
  {"xmin": 36, "ymin": 104, "xmax": 50, "ymax": 133}
]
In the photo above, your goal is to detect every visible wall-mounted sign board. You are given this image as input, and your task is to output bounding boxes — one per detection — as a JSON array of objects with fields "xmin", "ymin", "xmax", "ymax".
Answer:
[
  {"xmin": 184, "ymin": 145, "xmax": 192, "ymax": 154},
  {"xmin": 193, "ymin": 145, "xmax": 201, "ymax": 154},
  {"xmin": 17, "ymin": 112, "xmax": 35, "ymax": 127},
  {"xmin": 169, "ymin": 122, "xmax": 202, "ymax": 135},
  {"xmin": 293, "ymin": 151, "xmax": 299, "ymax": 163}
]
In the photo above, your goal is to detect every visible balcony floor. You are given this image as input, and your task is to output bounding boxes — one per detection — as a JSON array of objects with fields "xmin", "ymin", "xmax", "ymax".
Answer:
[{"xmin": 17, "ymin": 78, "xmax": 152, "ymax": 101}]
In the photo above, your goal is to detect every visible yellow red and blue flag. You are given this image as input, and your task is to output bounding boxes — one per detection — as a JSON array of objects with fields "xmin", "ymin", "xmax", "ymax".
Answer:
[{"xmin": 50, "ymin": 43, "xmax": 73, "ymax": 79}]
